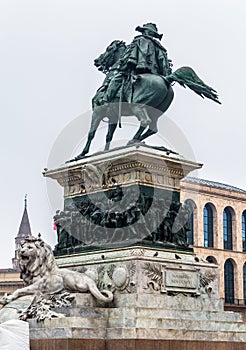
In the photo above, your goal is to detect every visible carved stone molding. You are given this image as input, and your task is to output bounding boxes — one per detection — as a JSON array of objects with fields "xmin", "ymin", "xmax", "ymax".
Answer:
[
  {"xmin": 142, "ymin": 262, "xmax": 216, "ymax": 296},
  {"xmin": 97, "ymin": 262, "xmax": 136, "ymax": 294},
  {"xmin": 44, "ymin": 145, "xmax": 202, "ymax": 198}
]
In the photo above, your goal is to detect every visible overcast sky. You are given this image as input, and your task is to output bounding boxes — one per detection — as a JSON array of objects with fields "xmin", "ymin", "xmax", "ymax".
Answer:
[{"xmin": 0, "ymin": 0, "xmax": 245, "ymax": 267}]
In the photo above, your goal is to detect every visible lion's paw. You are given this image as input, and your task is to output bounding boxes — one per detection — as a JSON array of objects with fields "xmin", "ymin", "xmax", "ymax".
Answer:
[{"xmin": 0, "ymin": 293, "xmax": 14, "ymax": 305}]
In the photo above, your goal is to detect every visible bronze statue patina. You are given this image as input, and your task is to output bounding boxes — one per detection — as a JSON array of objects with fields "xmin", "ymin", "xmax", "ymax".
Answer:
[
  {"xmin": 100, "ymin": 23, "xmax": 172, "ymax": 105},
  {"xmin": 73, "ymin": 22, "xmax": 221, "ymax": 159}
]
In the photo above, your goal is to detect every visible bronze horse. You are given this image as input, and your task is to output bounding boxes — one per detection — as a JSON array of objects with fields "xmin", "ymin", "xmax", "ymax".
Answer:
[{"xmin": 75, "ymin": 41, "xmax": 220, "ymax": 159}]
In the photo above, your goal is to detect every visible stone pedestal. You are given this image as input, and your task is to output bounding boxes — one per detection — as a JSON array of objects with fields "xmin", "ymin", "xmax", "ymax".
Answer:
[
  {"xmin": 39, "ymin": 146, "xmax": 246, "ymax": 349},
  {"xmin": 44, "ymin": 144, "xmax": 202, "ymax": 255},
  {"xmin": 29, "ymin": 246, "xmax": 246, "ymax": 349}
]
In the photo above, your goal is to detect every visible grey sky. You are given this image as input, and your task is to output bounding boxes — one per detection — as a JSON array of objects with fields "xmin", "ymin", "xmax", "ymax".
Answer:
[{"xmin": 0, "ymin": 0, "xmax": 245, "ymax": 267}]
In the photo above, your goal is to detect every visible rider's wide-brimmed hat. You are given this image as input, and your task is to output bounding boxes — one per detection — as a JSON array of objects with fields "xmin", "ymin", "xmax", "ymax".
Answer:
[{"xmin": 135, "ymin": 23, "xmax": 163, "ymax": 40}]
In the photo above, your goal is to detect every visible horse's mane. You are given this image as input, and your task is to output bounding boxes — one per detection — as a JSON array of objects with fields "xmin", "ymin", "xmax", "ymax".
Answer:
[{"xmin": 94, "ymin": 40, "xmax": 126, "ymax": 74}]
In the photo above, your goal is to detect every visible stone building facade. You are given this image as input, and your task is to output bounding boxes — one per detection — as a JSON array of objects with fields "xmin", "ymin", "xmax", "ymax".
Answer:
[
  {"xmin": 181, "ymin": 177, "xmax": 246, "ymax": 304},
  {"xmin": 0, "ymin": 269, "xmax": 24, "ymax": 298}
]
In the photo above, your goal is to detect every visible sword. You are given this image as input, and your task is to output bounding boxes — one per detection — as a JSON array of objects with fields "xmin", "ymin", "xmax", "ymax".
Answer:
[{"xmin": 118, "ymin": 76, "xmax": 125, "ymax": 128}]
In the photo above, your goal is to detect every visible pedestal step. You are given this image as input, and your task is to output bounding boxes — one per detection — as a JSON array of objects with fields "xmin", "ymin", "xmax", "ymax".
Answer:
[
  {"xmin": 30, "ymin": 320, "xmax": 246, "ymax": 342},
  {"xmin": 62, "ymin": 305, "xmax": 242, "ymax": 324}
]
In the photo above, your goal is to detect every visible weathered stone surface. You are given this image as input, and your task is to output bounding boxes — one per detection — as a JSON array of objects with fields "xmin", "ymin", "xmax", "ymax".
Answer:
[
  {"xmin": 26, "ymin": 248, "xmax": 246, "ymax": 343},
  {"xmin": 44, "ymin": 145, "xmax": 201, "ymax": 198},
  {"xmin": 0, "ymin": 295, "xmax": 34, "ymax": 323}
]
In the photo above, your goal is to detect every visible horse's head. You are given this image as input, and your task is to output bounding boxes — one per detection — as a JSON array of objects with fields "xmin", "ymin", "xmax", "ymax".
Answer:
[{"xmin": 94, "ymin": 40, "xmax": 126, "ymax": 74}]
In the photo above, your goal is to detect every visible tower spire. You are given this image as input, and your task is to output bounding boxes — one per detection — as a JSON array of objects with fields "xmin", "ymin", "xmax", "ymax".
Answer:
[
  {"xmin": 17, "ymin": 195, "xmax": 32, "ymax": 238},
  {"xmin": 12, "ymin": 196, "xmax": 32, "ymax": 270}
]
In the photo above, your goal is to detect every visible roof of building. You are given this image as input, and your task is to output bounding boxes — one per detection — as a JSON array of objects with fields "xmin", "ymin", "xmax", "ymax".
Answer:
[
  {"xmin": 0, "ymin": 268, "xmax": 17, "ymax": 273},
  {"xmin": 17, "ymin": 195, "xmax": 32, "ymax": 238},
  {"xmin": 183, "ymin": 177, "xmax": 246, "ymax": 194}
]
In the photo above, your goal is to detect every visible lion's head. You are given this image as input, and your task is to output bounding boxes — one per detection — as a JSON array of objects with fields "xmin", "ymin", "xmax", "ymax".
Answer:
[{"xmin": 18, "ymin": 236, "xmax": 57, "ymax": 285}]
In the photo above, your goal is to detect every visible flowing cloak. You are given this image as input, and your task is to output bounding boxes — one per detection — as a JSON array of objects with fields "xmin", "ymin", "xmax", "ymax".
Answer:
[
  {"xmin": 92, "ymin": 34, "xmax": 173, "ymax": 106},
  {"xmin": 118, "ymin": 34, "xmax": 172, "ymax": 76}
]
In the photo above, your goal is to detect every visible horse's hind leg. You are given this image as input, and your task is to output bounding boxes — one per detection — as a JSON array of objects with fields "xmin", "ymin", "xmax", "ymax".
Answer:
[
  {"xmin": 129, "ymin": 106, "xmax": 151, "ymax": 142},
  {"xmin": 105, "ymin": 122, "xmax": 117, "ymax": 150},
  {"xmin": 128, "ymin": 125, "xmax": 146, "ymax": 144},
  {"xmin": 139, "ymin": 118, "xmax": 158, "ymax": 142}
]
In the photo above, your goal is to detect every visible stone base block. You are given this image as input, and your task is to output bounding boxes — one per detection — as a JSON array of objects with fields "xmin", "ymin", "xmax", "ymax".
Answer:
[
  {"xmin": 30, "ymin": 338, "xmax": 246, "ymax": 350},
  {"xmin": 26, "ymin": 247, "xmax": 246, "ymax": 344}
]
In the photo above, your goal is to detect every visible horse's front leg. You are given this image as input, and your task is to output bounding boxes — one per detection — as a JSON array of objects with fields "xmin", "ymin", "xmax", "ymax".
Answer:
[
  {"xmin": 104, "ymin": 122, "xmax": 117, "ymax": 151},
  {"xmin": 81, "ymin": 130, "xmax": 96, "ymax": 157},
  {"xmin": 75, "ymin": 108, "xmax": 104, "ymax": 160}
]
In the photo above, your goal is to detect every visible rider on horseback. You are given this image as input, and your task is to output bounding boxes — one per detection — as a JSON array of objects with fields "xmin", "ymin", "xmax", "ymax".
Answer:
[
  {"xmin": 120, "ymin": 23, "xmax": 172, "ymax": 75},
  {"xmin": 75, "ymin": 24, "xmax": 220, "ymax": 160},
  {"xmin": 100, "ymin": 23, "xmax": 173, "ymax": 104}
]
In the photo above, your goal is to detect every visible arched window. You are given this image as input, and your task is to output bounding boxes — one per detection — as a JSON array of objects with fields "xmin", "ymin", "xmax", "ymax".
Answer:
[
  {"xmin": 242, "ymin": 211, "xmax": 246, "ymax": 252},
  {"xmin": 224, "ymin": 259, "xmax": 235, "ymax": 303},
  {"xmin": 243, "ymin": 263, "xmax": 246, "ymax": 304},
  {"xmin": 223, "ymin": 207, "xmax": 233, "ymax": 250},
  {"xmin": 204, "ymin": 203, "xmax": 214, "ymax": 247},
  {"xmin": 184, "ymin": 200, "xmax": 196, "ymax": 245}
]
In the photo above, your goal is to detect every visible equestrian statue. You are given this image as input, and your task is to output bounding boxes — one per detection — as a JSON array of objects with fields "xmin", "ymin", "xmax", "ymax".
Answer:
[{"xmin": 74, "ymin": 23, "xmax": 220, "ymax": 160}]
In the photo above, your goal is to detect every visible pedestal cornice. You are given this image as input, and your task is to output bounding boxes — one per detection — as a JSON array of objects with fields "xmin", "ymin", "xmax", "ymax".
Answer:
[{"xmin": 44, "ymin": 145, "xmax": 202, "ymax": 198}]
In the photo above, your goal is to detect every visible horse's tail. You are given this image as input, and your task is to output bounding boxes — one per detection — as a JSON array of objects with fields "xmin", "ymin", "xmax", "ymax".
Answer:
[{"xmin": 165, "ymin": 66, "xmax": 221, "ymax": 104}]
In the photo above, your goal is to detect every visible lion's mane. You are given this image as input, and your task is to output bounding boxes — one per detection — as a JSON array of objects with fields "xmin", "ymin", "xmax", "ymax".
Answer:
[
  {"xmin": 18, "ymin": 236, "xmax": 57, "ymax": 285},
  {"xmin": 0, "ymin": 236, "xmax": 113, "ymax": 306}
]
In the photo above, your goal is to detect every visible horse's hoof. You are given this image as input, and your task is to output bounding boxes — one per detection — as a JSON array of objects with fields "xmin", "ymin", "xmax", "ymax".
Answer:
[
  {"xmin": 74, "ymin": 154, "xmax": 84, "ymax": 161},
  {"xmin": 65, "ymin": 154, "xmax": 85, "ymax": 163},
  {"xmin": 127, "ymin": 140, "xmax": 137, "ymax": 145},
  {"xmin": 127, "ymin": 140, "xmax": 144, "ymax": 146}
]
